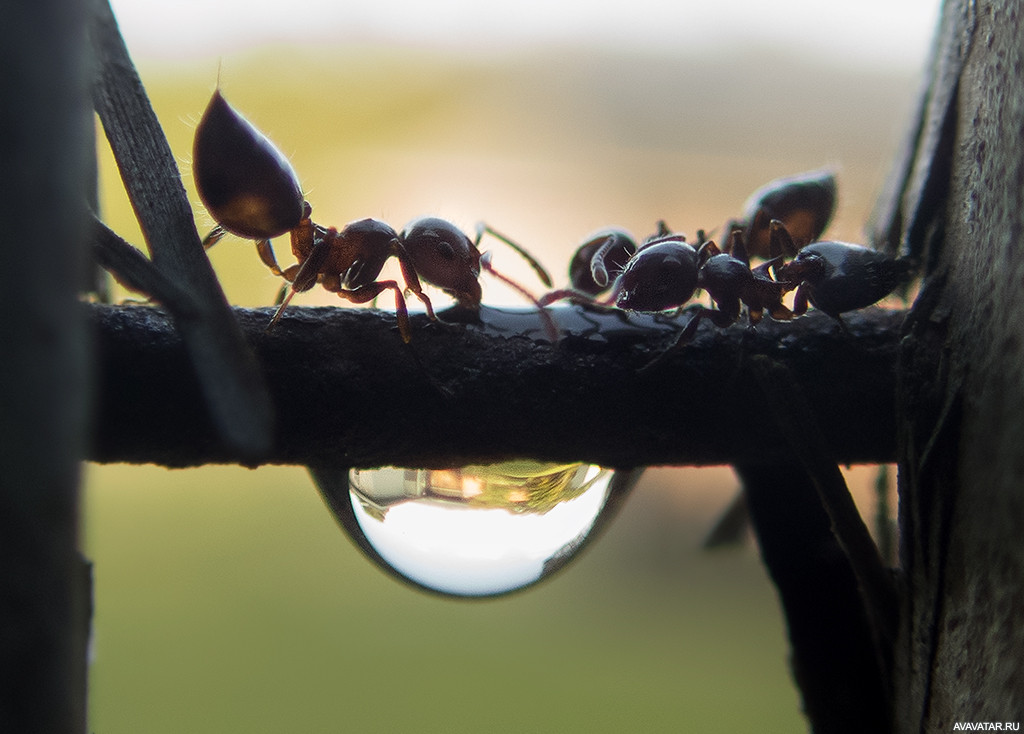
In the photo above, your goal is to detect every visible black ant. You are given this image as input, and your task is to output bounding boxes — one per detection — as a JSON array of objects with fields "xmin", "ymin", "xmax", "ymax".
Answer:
[
  {"xmin": 539, "ymin": 222, "xmax": 697, "ymax": 309},
  {"xmin": 537, "ymin": 169, "xmax": 889, "ymax": 353},
  {"xmin": 673, "ymin": 228, "xmax": 795, "ymax": 344},
  {"xmin": 770, "ymin": 221, "xmax": 913, "ymax": 328},
  {"xmin": 541, "ymin": 221, "xmax": 792, "ymax": 347},
  {"xmin": 193, "ymin": 89, "xmax": 555, "ymax": 341}
]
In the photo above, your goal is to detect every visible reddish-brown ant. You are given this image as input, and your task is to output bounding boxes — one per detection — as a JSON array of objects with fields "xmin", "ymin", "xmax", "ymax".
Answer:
[
  {"xmin": 731, "ymin": 168, "xmax": 837, "ymax": 259},
  {"xmin": 193, "ymin": 89, "xmax": 554, "ymax": 341},
  {"xmin": 398, "ymin": 217, "xmax": 558, "ymax": 340}
]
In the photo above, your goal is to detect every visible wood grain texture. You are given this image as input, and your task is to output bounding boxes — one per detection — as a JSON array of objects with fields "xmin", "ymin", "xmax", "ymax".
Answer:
[
  {"xmin": 890, "ymin": 0, "xmax": 1024, "ymax": 729},
  {"xmin": 90, "ymin": 0, "xmax": 274, "ymax": 459}
]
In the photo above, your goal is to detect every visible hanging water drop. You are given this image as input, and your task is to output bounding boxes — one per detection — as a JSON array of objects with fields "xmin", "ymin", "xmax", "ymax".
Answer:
[{"xmin": 312, "ymin": 462, "xmax": 639, "ymax": 598}]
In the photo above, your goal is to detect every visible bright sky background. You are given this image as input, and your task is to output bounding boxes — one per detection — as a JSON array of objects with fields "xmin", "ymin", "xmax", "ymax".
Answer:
[{"xmin": 110, "ymin": 0, "xmax": 940, "ymax": 69}]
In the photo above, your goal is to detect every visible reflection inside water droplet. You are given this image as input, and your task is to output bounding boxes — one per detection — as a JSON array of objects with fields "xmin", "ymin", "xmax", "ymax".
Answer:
[{"xmin": 313, "ymin": 462, "xmax": 636, "ymax": 598}]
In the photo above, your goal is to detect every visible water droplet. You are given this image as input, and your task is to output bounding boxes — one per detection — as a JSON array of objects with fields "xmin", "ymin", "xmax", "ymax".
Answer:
[{"xmin": 311, "ymin": 462, "xmax": 638, "ymax": 598}]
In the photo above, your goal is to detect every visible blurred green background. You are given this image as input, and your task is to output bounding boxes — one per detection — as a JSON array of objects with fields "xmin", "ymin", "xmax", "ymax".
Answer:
[{"xmin": 87, "ymin": 4, "xmax": 927, "ymax": 729}]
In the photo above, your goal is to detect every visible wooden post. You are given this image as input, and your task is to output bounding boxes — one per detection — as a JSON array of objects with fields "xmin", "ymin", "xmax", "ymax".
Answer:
[{"xmin": 0, "ymin": 0, "xmax": 92, "ymax": 731}]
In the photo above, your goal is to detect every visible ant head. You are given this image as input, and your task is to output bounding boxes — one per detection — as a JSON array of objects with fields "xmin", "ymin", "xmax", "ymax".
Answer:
[
  {"xmin": 193, "ymin": 90, "xmax": 306, "ymax": 240},
  {"xmin": 401, "ymin": 218, "xmax": 483, "ymax": 306},
  {"xmin": 613, "ymin": 241, "xmax": 699, "ymax": 313}
]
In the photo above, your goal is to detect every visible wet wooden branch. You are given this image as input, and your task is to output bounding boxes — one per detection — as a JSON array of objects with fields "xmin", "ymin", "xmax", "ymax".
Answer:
[{"xmin": 88, "ymin": 302, "xmax": 905, "ymax": 469}]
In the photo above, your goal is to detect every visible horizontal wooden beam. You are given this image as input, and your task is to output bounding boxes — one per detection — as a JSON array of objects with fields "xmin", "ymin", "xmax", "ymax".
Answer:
[{"xmin": 87, "ymin": 302, "xmax": 905, "ymax": 469}]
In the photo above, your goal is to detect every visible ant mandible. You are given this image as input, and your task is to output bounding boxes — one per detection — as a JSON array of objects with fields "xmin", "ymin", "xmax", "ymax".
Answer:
[{"xmin": 193, "ymin": 89, "xmax": 555, "ymax": 341}]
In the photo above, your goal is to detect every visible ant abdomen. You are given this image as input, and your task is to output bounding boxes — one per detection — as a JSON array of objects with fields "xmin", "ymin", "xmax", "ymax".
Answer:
[
  {"xmin": 740, "ymin": 169, "xmax": 837, "ymax": 258},
  {"xmin": 193, "ymin": 90, "xmax": 306, "ymax": 241},
  {"xmin": 568, "ymin": 229, "xmax": 638, "ymax": 296}
]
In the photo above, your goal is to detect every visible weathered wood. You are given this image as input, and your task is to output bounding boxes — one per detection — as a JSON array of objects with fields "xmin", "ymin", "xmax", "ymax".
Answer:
[
  {"xmin": 739, "ymin": 463, "xmax": 891, "ymax": 734},
  {"xmin": 879, "ymin": 0, "xmax": 1024, "ymax": 729},
  {"xmin": 0, "ymin": 0, "xmax": 91, "ymax": 731},
  {"xmin": 90, "ymin": 0, "xmax": 274, "ymax": 460},
  {"xmin": 87, "ymin": 303, "xmax": 905, "ymax": 468}
]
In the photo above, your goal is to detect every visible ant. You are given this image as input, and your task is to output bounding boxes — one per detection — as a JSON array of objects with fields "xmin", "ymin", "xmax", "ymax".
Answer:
[
  {"xmin": 566, "ymin": 228, "xmax": 639, "ymax": 297},
  {"xmin": 770, "ymin": 221, "xmax": 913, "ymax": 329},
  {"xmin": 541, "ymin": 221, "xmax": 793, "ymax": 347},
  {"xmin": 532, "ymin": 170, "xmax": 910, "ymax": 382},
  {"xmin": 397, "ymin": 217, "xmax": 558, "ymax": 340},
  {"xmin": 192, "ymin": 89, "xmax": 555, "ymax": 341},
  {"xmin": 674, "ymin": 227, "xmax": 795, "ymax": 344},
  {"xmin": 540, "ymin": 222, "xmax": 698, "ymax": 309},
  {"xmin": 729, "ymin": 168, "xmax": 837, "ymax": 259},
  {"xmin": 731, "ymin": 170, "xmax": 911, "ymax": 329}
]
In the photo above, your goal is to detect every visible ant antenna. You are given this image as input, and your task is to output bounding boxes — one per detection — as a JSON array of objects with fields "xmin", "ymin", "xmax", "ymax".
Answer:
[
  {"xmin": 589, "ymin": 234, "xmax": 618, "ymax": 288},
  {"xmin": 474, "ymin": 223, "xmax": 553, "ymax": 288}
]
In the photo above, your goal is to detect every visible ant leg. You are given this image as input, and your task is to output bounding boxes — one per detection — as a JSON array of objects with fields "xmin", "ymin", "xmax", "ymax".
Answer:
[
  {"xmin": 696, "ymin": 239, "xmax": 722, "ymax": 268},
  {"xmin": 752, "ymin": 256, "xmax": 786, "ymax": 282},
  {"xmin": 266, "ymin": 239, "xmax": 331, "ymax": 330},
  {"xmin": 479, "ymin": 255, "xmax": 559, "ymax": 341},
  {"xmin": 768, "ymin": 302, "xmax": 795, "ymax": 321},
  {"xmin": 743, "ymin": 209, "xmax": 771, "ymax": 257},
  {"xmin": 538, "ymin": 287, "xmax": 607, "ymax": 308},
  {"xmin": 676, "ymin": 307, "xmax": 714, "ymax": 343},
  {"xmin": 769, "ymin": 219, "xmax": 798, "ymax": 262},
  {"xmin": 256, "ymin": 239, "xmax": 287, "ymax": 277},
  {"xmin": 201, "ymin": 225, "xmax": 227, "ymax": 250},
  {"xmin": 792, "ymin": 285, "xmax": 811, "ymax": 316},
  {"xmin": 765, "ymin": 294, "xmax": 794, "ymax": 321},
  {"xmin": 727, "ymin": 229, "xmax": 750, "ymax": 265},
  {"xmin": 335, "ymin": 280, "xmax": 413, "ymax": 343},
  {"xmin": 474, "ymin": 223, "xmax": 553, "ymax": 287},
  {"xmin": 392, "ymin": 245, "xmax": 437, "ymax": 322},
  {"xmin": 640, "ymin": 306, "xmax": 735, "ymax": 373},
  {"xmin": 638, "ymin": 308, "xmax": 708, "ymax": 374}
]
